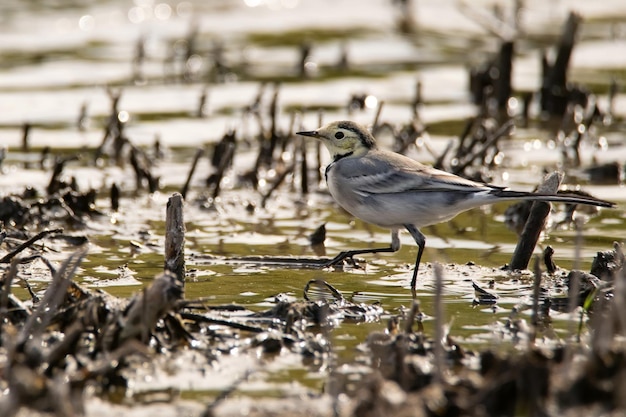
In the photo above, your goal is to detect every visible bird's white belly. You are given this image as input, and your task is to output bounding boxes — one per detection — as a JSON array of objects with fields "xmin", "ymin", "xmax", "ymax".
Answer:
[{"xmin": 327, "ymin": 174, "xmax": 465, "ymax": 229}]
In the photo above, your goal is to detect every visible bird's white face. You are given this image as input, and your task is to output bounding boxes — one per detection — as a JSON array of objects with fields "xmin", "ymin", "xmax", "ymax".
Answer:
[{"xmin": 297, "ymin": 121, "xmax": 374, "ymax": 159}]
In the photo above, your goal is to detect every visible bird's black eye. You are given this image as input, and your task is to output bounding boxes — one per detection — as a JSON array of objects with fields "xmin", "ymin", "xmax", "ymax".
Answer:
[{"xmin": 335, "ymin": 131, "xmax": 344, "ymax": 139}]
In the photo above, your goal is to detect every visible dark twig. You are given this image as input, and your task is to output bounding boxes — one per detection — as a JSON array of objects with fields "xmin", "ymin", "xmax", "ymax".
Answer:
[
  {"xmin": 372, "ymin": 100, "xmax": 384, "ymax": 131},
  {"xmin": 181, "ymin": 148, "xmax": 205, "ymax": 199},
  {"xmin": 412, "ymin": 79, "xmax": 422, "ymax": 118},
  {"xmin": 21, "ymin": 122, "xmax": 31, "ymax": 154},
  {"xmin": 210, "ymin": 137, "xmax": 235, "ymax": 200},
  {"xmin": 180, "ymin": 312, "xmax": 265, "ymax": 334},
  {"xmin": 260, "ymin": 164, "xmax": 294, "ymax": 208},
  {"xmin": 47, "ymin": 156, "xmax": 79, "ymax": 195},
  {"xmin": 197, "ymin": 87, "xmax": 209, "ymax": 118},
  {"xmin": 0, "ymin": 228, "xmax": 63, "ymax": 264}
]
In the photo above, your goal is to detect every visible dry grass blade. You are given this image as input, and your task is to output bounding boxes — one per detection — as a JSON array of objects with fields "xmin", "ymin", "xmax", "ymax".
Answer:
[{"xmin": 18, "ymin": 246, "xmax": 87, "ymax": 345}]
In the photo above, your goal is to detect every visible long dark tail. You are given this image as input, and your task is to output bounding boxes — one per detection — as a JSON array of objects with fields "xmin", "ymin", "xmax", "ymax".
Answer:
[{"xmin": 492, "ymin": 189, "xmax": 615, "ymax": 208}]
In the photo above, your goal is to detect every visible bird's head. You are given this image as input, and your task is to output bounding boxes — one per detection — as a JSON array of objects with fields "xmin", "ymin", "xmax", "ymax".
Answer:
[{"xmin": 297, "ymin": 120, "xmax": 376, "ymax": 159}]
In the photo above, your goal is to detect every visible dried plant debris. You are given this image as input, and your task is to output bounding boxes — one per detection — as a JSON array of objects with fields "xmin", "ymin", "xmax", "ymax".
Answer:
[
  {"xmin": 0, "ymin": 241, "xmax": 386, "ymax": 416},
  {"xmin": 0, "ymin": 189, "xmax": 102, "ymax": 230},
  {"xmin": 1, "ymin": 218, "xmax": 626, "ymax": 417}
]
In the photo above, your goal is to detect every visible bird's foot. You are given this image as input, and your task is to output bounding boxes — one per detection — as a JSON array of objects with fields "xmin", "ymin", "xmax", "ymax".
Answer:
[{"xmin": 321, "ymin": 251, "xmax": 362, "ymax": 269}]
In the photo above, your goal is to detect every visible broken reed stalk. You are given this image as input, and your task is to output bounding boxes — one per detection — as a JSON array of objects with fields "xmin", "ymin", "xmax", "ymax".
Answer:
[
  {"xmin": 130, "ymin": 147, "xmax": 159, "ymax": 193},
  {"xmin": 549, "ymin": 12, "xmax": 580, "ymax": 90},
  {"xmin": 608, "ymin": 78, "xmax": 618, "ymax": 118},
  {"xmin": 543, "ymin": 246, "xmax": 557, "ymax": 274},
  {"xmin": 165, "ymin": 193, "xmax": 185, "ymax": 285},
  {"xmin": 110, "ymin": 183, "xmax": 120, "ymax": 212},
  {"xmin": 94, "ymin": 89, "xmax": 123, "ymax": 162},
  {"xmin": 266, "ymin": 85, "xmax": 280, "ymax": 164},
  {"xmin": 40, "ymin": 146, "xmax": 50, "ymax": 170},
  {"xmin": 495, "ymin": 41, "xmax": 514, "ymax": 111},
  {"xmin": 47, "ymin": 156, "xmax": 77, "ymax": 195},
  {"xmin": 540, "ymin": 12, "xmax": 582, "ymax": 116},
  {"xmin": 211, "ymin": 140, "xmax": 235, "ymax": 200},
  {"xmin": 181, "ymin": 148, "xmax": 205, "ymax": 199},
  {"xmin": 433, "ymin": 263, "xmax": 445, "ymax": 384},
  {"xmin": 197, "ymin": 87, "xmax": 208, "ymax": 118},
  {"xmin": 509, "ymin": 172, "xmax": 562, "ymax": 270},
  {"xmin": 21, "ymin": 122, "xmax": 31, "ymax": 154},
  {"xmin": 412, "ymin": 79, "xmax": 422, "ymax": 117},
  {"xmin": 115, "ymin": 271, "xmax": 183, "ymax": 345}
]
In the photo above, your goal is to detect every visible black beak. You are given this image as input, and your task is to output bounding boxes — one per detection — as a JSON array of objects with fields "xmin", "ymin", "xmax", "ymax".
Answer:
[{"xmin": 296, "ymin": 130, "xmax": 320, "ymax": 138}]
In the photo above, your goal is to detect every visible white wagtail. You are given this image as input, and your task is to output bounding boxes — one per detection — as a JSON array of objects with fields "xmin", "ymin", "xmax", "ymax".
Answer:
[{"xmin": 297, "ymin": 120, "xmax": 615, "ymax": 291}]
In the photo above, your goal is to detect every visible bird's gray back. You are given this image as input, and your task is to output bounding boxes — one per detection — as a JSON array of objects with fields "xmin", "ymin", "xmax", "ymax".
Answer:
[{"xmin": 325, "ymin": 149, "xmax": 499, "ymax": 228}]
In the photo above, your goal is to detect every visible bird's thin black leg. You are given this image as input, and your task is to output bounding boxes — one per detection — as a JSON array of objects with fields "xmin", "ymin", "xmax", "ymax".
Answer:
[
  {"xmin": 323, "ymin": 229, "xmax": 400, "ymax": 268},
  {"xmin": 404, "ymin": 224, "xmax": 426, "ymax": 293}
]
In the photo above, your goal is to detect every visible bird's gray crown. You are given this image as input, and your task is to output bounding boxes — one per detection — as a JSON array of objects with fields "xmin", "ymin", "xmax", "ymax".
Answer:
[{"xmin": 337, "ymin": 121, "xmax": 377, "ymax": 149}]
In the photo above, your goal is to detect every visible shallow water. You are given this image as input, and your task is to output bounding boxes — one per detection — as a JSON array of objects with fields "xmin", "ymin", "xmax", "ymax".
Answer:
[{"xmin": 1, "ymin": 0, "xmax": 626, "ymax": 408}]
